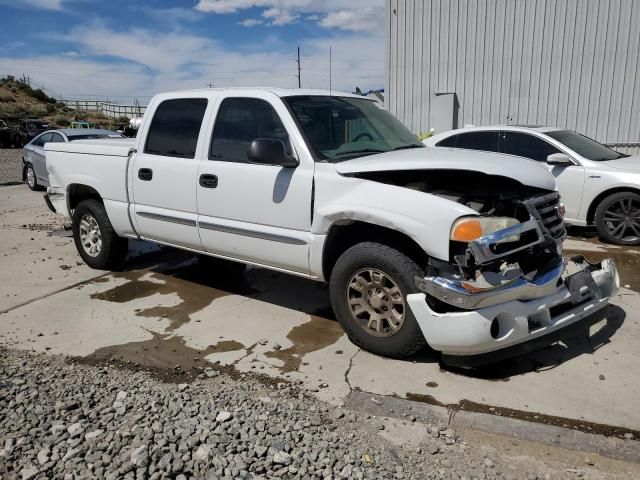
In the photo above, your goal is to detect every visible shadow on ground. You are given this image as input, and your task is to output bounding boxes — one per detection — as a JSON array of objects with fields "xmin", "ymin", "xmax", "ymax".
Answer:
[{"xmin": 89, "ymin": 245, "xmax": 627, "ymax": 381}]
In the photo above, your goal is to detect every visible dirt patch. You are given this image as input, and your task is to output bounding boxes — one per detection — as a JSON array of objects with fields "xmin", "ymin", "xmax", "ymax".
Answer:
[
  {"xmin": 265, "ymin": 314, "xmax": 344, "ymax": 372},
  {"xmin": 84, "ymin": 330, "xmax": 246, "ymax": 370}
]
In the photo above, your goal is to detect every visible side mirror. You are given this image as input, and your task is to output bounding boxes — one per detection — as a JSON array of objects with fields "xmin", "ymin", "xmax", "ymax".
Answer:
[
  {"xmin": 546, "ymin": 153, "xmax": 573, "ymax": 166},
  {"xmin": 248, "ymin": 138, "xmax": 298, "ymax": 168}
]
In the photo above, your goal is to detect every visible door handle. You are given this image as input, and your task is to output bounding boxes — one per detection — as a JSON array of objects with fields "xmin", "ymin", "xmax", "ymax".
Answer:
[
  {"xmin": 199, "ymin": 174, "xmax": 218, "ymax": 188},
  {"xmin": 138, "ymin": 168, "xmax": 153, "ymax": 181}
]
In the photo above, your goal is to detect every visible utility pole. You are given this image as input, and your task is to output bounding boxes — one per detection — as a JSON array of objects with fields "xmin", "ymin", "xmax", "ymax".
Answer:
[
  {"xmin": 295, "ymin": 46, "xmax": 301, "ymax": 88},
  {"xmin": 329, "ymin": 46, "xmax": 332, "ymax": 95},
  {"xmin": 207, "ymin": 82, "xmax": 214, "ymax": 88}
]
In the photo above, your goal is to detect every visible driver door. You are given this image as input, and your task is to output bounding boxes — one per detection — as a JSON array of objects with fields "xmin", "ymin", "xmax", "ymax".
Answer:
[{"xmin": 197, "ymin": 93, "xmax": 314, "ymax": 274}]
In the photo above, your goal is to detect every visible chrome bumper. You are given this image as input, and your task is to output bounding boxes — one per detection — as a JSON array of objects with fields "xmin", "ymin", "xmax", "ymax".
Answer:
[
  {"xmin": 416, "ymin": 256, "xmax": 618, "ymax": 310},
  {"xmin": 407, "ymin": 257, "xmax": 619, "ymax": 357}
]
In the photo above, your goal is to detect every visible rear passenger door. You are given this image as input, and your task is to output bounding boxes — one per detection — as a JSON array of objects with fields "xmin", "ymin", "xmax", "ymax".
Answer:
[
  {"xmin": 131, "ymin": 97, "xmax": 210, "ymax": 250},
  {"xmin": 196, "ymin": 93, "xmax": 314, "ymax": 274}
]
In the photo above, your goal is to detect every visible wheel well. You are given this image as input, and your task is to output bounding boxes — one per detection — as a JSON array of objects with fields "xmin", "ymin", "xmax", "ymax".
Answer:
[
  {"xmin": 587, "ymin": 187, "xmax": 640, "ymax": 224},
  {"xmin": 322, "ymin": 221, "xmax": 429, "ymax": 280},
  {"xmin": 67, "ymin": 184, "xmax": 103, "ymax": 211}
]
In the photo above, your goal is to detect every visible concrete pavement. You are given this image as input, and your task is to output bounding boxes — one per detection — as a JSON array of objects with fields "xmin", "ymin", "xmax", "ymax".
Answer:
[{"xmin": 1, "ymin": 185, "xmax": 639, "ymax": 440}]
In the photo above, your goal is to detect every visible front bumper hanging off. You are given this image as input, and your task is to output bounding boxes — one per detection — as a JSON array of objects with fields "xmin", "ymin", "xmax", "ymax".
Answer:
[{"xmin": 407, "ymin": 256, "xmax": 619, "ymax": 367}]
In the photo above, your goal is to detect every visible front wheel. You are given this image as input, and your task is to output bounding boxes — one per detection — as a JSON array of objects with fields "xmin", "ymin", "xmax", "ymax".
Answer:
[
  {"xmin": 594, "ymin": 192, "xmax": 640, "ymax": 246},
  {"xmin": 72, "ymin": 199, "xmax": 128, "ymax": 269},
  {"xmin": 329, "ymin": 242, "xmax": 427, "ymax": 359}
]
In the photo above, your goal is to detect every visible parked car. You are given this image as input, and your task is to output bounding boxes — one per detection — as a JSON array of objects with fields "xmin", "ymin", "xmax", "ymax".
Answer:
[
  {"xmin": 18, "ymin": 119, "xmax": 49, "ymax": 146},
  {"xmin": 22, "ymin": 128, "xmax": 124, "ymax": 190},
  {"xmin": 0, "ymin": 119, "xmax": 19, "ymax": 148},
  {"xmin": 424, "ymin": 126, "xmax": 640, "ymax": 245},
  {"xmin": 44, "ymin": 89, "xmax": 618, "ymax": 367}
]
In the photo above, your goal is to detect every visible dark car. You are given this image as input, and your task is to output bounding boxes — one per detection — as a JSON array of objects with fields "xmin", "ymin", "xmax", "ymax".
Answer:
[
  {"xmin": 0, "ymin": 120, "xmax": 19, "ymax": 148},
  {"xmin": 18, "ymin": 119, "xmax": 49, "ymax": 146}
]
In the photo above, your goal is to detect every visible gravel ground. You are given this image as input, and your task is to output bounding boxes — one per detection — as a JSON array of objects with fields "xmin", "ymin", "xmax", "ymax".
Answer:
[
  {"xmin": 0, "ymin": 148, "xmax": 23, "ymax": 186},
  {"xmin": 1, "ymin": 348, "xmax": 635, "ymax": 480}
]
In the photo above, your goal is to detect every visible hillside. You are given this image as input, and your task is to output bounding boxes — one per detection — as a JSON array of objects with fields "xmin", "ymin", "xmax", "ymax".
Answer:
[{"xmin": 0, "ymin": 76, "xmax": 128, "ymax": 128}]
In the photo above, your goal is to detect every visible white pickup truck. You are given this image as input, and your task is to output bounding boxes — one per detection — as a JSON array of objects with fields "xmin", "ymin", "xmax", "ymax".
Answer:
[{"xmin": 44, "ymin": 88, "xmax": 619, "ymax": 367}]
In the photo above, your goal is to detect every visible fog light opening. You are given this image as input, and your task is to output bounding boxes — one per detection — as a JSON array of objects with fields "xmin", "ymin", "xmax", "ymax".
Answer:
[{"xmin": 490, "ymin": 317, "xmax": 500, "ymax": 339}]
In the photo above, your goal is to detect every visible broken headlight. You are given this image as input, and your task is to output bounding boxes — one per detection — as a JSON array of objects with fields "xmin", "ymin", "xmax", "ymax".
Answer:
[{"xmin": 450, "ymin": 216, "xmax": 520, "ymax": 243}]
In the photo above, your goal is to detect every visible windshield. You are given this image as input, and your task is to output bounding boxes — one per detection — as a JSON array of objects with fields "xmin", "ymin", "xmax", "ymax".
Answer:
[
  {"xmin": 68, "ymin": 134, "xmax": 124, "ymax": 141},
  {"xmin": 546, "ymin": 129, "xmax": 628, "ymax": 161},
  {"xmin": 283, "ymin": 96, "xmax": 423, "ymax": 161}
]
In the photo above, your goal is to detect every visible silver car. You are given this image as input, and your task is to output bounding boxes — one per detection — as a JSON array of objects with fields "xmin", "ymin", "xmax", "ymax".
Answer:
[{"xmin": 22, "ymin": 128, "xmax": 124, "ymax": 191}]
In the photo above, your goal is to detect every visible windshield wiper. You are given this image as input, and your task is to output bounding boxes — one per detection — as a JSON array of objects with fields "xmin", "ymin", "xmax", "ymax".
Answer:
[
  {"xmin": 392, "ymin": 144, "xmax": 424, "ymax": 151},
  {"xmin": 332, "ymin": 148, "xmax": 387, "ymax": 158}
]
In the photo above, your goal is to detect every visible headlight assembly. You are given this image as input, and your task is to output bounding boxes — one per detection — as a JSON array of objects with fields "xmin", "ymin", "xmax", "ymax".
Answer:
[{"xmin": 450, "ymin": 217, "xmax": 520, "ymax": 243}]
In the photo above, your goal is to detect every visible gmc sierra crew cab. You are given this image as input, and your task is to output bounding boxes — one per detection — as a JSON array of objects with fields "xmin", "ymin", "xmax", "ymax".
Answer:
[{"xmin": 43, "ymin": 88, "xmax": 619, "ymax": 366}]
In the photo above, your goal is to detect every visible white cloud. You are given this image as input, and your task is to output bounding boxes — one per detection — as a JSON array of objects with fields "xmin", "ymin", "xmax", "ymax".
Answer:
[
  {"xmin": 1, "ymin": 23, "xmax": 384, "ymax": 99},
  {"xmin": 194, "ymin": 0, "xmax": 382, "ymax": 17},
  {"xmin": 65, "ymin": 26, "xmax": 213, "ymax": 72},
  {"xmin": 262, "ymin": 8, "xmax": 299, "ymax": 26},
  {"xmin": 319, "ymin": 6, "xmax": 384, "ymax": 32},
  {"xmin": 1, "ymin": 0, "xmax": 63, "ymax": 10},
  {"xmin": 238, "ymin": 18, "xmax": 263, "ymax": 27}
]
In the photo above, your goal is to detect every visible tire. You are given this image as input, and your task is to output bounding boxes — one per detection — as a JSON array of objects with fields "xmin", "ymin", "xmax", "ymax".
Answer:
[
  {"xmin": 594, "ymin": 191, "xmax": 640, "ymax": 246},
  {"xmin": 329, "ymin": 242, "xmax": 427, "ymax": 359},
  {"xmin": 25, "ymin": 164, "xmax": 43, "ymax": 191},
  {"xmin": 72, "ymin": 199, "xmax": 128, "ymax": 270}
]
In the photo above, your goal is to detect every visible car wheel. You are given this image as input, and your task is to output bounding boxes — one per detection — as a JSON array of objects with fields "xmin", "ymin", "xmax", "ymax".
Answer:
[
  {"xmin": 72, "ymin": 199, "xmax": 128, "ymax": 269},
  {"xmin": 329, "ymin": 242, "xmax": 427, "ymax": 359},
  {"xmin": 25, "ymin": 164, "xmax": 43, "ymax": 191},
  {"xmin": 594, "ymin": 191, "xmax": 640, "ymax": 246}
]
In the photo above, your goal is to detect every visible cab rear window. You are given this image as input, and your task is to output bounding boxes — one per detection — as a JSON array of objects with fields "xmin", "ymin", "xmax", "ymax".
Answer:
[{"xmin": 144, "ymin": 98, "xmax": 208, "ymax": 159}]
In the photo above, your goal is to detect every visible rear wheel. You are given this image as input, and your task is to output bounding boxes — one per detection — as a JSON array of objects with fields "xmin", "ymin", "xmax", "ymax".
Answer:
[
  {"xmin": 25, "ymin": 164, "xmax": 42, "ymax": 191},
  {"xmin": 329, "ymin": 242, "xmax": 427, "ymax": 358},
  {"xmin": 72, "ymin": 199, "xmax": 128, "ymax": 269},
  {"xmin": 594, "ymin": 192, "xmax": 640, "ymax": 246}
]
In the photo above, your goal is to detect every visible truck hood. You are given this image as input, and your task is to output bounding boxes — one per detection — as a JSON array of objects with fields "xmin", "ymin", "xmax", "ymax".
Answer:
[{"xmin": 334, "ymin": 147, "xmax": 557, "ymax": 191}]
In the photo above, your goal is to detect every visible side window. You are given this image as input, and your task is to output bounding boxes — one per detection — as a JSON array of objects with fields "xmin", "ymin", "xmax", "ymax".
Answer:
[
  {"xmin": 49, "ymin": 133, "xmax": 65, "ymax": 143},
  {"xmin": 502, "ymin": 132, "xmax": 560, "ymax": 162},
  {"xmin": 436, "ymin": 134, "xmax": 460, "ymax": 148},
  {"xmin": 210, "ymin": 97, "xmax": 289, "ymax": 163},
  {"xmin": 437, "ymin": 132, "xmax": 500, "ymax": 153},
  {"xmin": 33, "ymin": 133, "xmax": 50, "ymax": 147},
  {"xmin": 456, "ymin": 132, "xmax": 500, "ymax": 152},
  {"xmin": 144, "ymin": 98, "xmax": 208, "ymax": 159}
]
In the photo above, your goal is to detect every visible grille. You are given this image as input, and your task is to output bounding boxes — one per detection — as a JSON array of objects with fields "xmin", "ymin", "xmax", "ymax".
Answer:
[{"xmin": 524, "ymin": 192, "xmax": 566, "ymax": 240}]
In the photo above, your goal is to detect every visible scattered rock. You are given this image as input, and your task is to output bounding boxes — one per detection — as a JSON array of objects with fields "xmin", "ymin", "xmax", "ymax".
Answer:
[
  {"xmin": 216, "ymin": 411, "xmax": 232, "ymax": 422},
  {"xmin": 273, "ymin": 451, "xmax": 292, "ymax": 465}
]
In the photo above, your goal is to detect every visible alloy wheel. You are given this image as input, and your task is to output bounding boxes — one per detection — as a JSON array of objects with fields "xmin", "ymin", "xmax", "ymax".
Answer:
[
  {"xmin": 602, "ymin": 197, "xmax": 640, "ymax": 242},
  {"xmin": 346, "ymin": 268, "xmax": 406, "ymax": 337},
  {"xmin": 79, "ymin": 214, "xmax": 102, "ymax": 257}
]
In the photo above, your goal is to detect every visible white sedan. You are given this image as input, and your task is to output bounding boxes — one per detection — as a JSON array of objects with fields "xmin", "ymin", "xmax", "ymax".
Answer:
[{"xmin": 425, "ymin": 125, "xmax": 640, "ymax": 245}]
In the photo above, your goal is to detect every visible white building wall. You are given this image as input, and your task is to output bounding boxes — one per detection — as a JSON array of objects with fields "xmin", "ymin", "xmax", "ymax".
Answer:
[{"xmin": 386, "ymin": 0, "xmax": 640, "ymax": 150}]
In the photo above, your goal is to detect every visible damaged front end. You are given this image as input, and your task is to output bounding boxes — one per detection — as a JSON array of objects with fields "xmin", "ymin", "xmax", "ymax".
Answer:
[
  {"xmin": 406, "ymin": 190, "xmax": 620, "ymax": 367},
  {"xmin": 421, "ymin": 192, "xmax": 569, "ymax": 310}
]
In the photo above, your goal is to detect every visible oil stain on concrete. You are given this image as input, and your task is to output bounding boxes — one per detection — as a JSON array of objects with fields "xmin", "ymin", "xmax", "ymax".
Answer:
[
  {"xmin": 90, "ymin": 259, "xmax": 259, "ymax": 331},
  {"xmin": 265, "ymin": 314, "xmax": 344, "ymax": 372},
  {"xmin": 85, "ymin": 330, "xmax": 245, "ymax": 370}
]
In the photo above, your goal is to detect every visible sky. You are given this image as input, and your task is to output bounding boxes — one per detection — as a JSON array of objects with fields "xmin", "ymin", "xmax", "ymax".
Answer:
[{"xmin": 0, "ymin": 0, "xmax": 385, "ymax": 104}]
